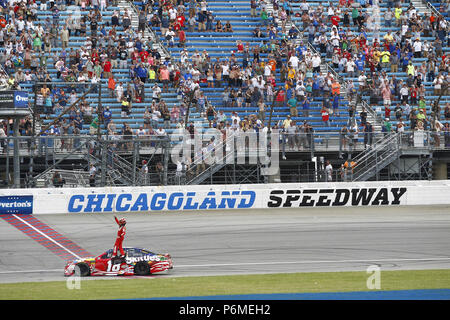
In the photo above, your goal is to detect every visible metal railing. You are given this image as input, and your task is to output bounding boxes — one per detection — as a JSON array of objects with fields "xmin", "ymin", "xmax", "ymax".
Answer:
[
  {"xmin": 0, "ymin": 130, "xmax": 448, "ymax": 187},
  {"xmin": 122, "ymin": 0, "xmax": 171, "ymax": 60}
]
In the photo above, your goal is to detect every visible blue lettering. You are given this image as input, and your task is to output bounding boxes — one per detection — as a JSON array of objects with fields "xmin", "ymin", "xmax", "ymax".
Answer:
[
  {"xmin": 217, "ymin": 191, "xmax": 240, "ymax": 209},
  {"xmin": 238, "ymin": 191, "xmax": 256, "ymax": 208},
  {"xmin": 68, "ymin": 195, "xmax": 84, "ymax": 213},
  {"xmin": 130, "ymin": 193, "xmax": 149, "ymax": 212},
  {"xmin": 103, "ymin": 194, "xmax": 117, "ymax": 212},
  {"xmin": 150, "ymin": 193, "xmax": 166, "ymax": 210},
  {"xmin": 199, "ymin": 192, "xmax": 217, "ymax": 210},
  {"xmin": 183, "ymin": 192, "xmax": 198, "ymax": 210},
  {"xmin": 84, "ymin": 194, "xmax": 106, "ymax": 213},
  {"xmin": 168, "ymin": 193, "xmax": 184, "ymax": 210},
  {"xmin": 116, "ymin": 194, "xmax": 132, "ymax": 212}
]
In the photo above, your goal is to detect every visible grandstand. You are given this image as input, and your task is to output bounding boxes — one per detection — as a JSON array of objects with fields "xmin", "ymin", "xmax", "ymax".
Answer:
[{"xmin": 0, "ymin": 0, "xmax": 448, "ymax": 188}]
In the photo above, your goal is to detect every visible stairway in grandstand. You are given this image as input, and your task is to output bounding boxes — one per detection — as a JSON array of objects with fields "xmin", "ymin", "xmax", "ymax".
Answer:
[
  {"xmin": 284, "ymin": 0, "xmax": 449, "ymax": 181},
  {"xmin": 265, "ymin": 0, "xmax": 382, "ymax": 131},
  {"xmin": 288, "ymin": 0, "xmax": 449, "ymax": 127},
  {"xmin": 157, "ymin": 0, "xmax": 268, "ymax": 117},
  {"xmin": 13, "ymin": 2, "xmax": 212, "ymax": 139},
  {"xmin": 153, "ymin": 0, "xmax": 360, "ymax": 137}
]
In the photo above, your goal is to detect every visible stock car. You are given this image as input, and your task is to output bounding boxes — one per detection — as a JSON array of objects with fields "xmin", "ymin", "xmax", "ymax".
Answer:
[{"xmin": 64, "ymin": 247, "xmax": 173, "ymax": 276}]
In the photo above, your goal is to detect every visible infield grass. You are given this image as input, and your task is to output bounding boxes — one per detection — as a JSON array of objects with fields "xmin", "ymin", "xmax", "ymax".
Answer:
[{"xmin": 1, "ymin": 269, "xmax": 449, "ymax": 300}]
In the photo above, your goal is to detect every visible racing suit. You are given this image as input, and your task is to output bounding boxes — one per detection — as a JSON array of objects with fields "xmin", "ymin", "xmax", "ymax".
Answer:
[{"xmin": 113, "ymin": 217, "xmax": 126, "ymax": 257}]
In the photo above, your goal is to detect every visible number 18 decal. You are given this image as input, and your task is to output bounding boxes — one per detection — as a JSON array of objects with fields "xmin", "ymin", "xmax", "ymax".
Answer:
[{"xmin": 107, "ymin": 260, "xmax": 121, "ymax": 272}]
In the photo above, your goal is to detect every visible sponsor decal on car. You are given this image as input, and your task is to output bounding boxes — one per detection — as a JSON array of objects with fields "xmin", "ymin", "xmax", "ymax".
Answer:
[{"xmin": 126, "ymin": 255, "xmax": 161, "ymax": 264}]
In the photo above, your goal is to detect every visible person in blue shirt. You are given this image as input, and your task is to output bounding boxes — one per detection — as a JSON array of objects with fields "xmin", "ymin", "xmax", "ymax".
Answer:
[
  {"xmin": 355, "ymin": 58, "xmax": 364, "ymax": 76},
  {"xmin": 184, "ymin": 71, "xmax": 193, "ymax": 81},
  {"xmin": 401, "ymin": 52, "xmax": 411, "ymax": 72},
  {"xmin": 58, "ymin": 91, "xmax": 68, "ymax": 107},
  {"xmin": 302, "ymin": 96, "xmax": 310, "ymax": 117},
  {"xmin": 332, "ymin": 94, "xmax": 340, "ymax": 116},
  {"xmin": 286, "ymin": 86, "xmax": 294, "ymax": 101},
  {"xmin": 312, "ymin": 76, "xmax": 320, "ymax": 97},
  {"xmin": 103, "ymin": 106, "xmax": 112, "ymax": 127},
  {"xmin": 135, "ymin": 39, "xmax": 143, "ymax": 51},
  {"xmin": 74, "ymin": 110, "xmax": 84, "ymax": 130},
  {"xmin": 297, "ymin": 42, "xmax": 307, "ymax": 58},
  {"xmin": 136, "ymin": 64, "xmax": 148, "ymax": 83}
]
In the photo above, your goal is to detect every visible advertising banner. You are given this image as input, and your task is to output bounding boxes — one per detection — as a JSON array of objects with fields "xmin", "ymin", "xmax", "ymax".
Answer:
[
  {"xmin": 0, "ymin": 90, "xmax": 29, "ymax": 109},
  {"xmin": 0, "ymin": 181, "xmax": 449, "ymax": 215},
  {"xmin": 0, "ymin": 195, "xmax": 33, "ymax": 214}
]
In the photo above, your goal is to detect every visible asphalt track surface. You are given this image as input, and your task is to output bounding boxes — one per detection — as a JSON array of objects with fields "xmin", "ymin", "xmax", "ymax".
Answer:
[{"xmin": 0, "ymin": 205, "xmax": 450, "ymax": 284}]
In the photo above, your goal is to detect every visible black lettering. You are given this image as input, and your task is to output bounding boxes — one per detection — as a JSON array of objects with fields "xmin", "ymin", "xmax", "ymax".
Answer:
[
  {"xmin": 268, "ymin": 190, "xmax": 284, "ymax": 208},
  {"xmin": 316, "ymin": 189, "xmax": 333, "ymax": 206},
  {"xmin": 333, "ymin": 189, "xmax": 351, "ymax": 206},
  {"xmin": 283, "ymin": 190, "xmax": 301, "ymax": 207},
  {"xmin": 371, "ymin": 188, "xmax": 390, "ymax": 205},
  {"xmin": 391, "ymin": 188, "xmax": 407, "ymax": 205},
  {"xmin": 300, "ymin": 190, "xmax": 317, "ymax": 206},
  {"xmin": 351, "ymin": 188, "xmax": 377, "ymax": 206}
]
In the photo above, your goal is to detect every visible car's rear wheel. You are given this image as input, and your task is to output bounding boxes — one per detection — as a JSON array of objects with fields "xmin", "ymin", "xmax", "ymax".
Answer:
[
  {"xmin": 134, "ymin": 262, "xmax": 150, "ymax": 275},
  {"xmin": 75, "ymin": 263, "xmax": 90, "ymax": 277}
]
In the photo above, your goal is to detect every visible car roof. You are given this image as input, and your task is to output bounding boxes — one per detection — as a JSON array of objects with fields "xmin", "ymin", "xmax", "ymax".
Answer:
[{"xmin": 103, "ymin": 247, "xmax": 155, "ymax": 253}]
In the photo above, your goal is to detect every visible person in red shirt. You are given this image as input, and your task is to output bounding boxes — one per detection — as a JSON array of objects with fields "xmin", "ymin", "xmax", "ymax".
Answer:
[
  {"xmin": 103, "ymin": 60, "xmax": 112, "ymax": 79},
  {"xmin": 236, "ymin": 40, "xmax": 244, "ymax": 53},
  {"xmin": 113, "ymin": 216, "xmax": 126, "ymax": 259},
  {"xmin": 178, "ymin": 29, "xmax": 186, "ymax": 48},
  {"xmin": 331, "ymin": 14, "xmax": 340, "ymax": 27},
  {"xmin": 139, "ymin": 50, "xmax": 149, "ymax": 63},
  {"xmin": 176, "ymin": 14, "xmax": 185, "ymax": 28},
  {"xmin": 275, "ymin": 88, "xmax": 285, "ymax": 109},
  {"xmin": 321, "ymin": 105, "xmax": 330, "ymax": 127}
]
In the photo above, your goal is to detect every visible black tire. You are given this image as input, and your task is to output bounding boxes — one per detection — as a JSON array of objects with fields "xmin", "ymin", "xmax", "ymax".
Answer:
[
  {"xmin": 134, "ymin": 262, "xmax": 150, "ymax": 275},
  {"xmin": 75, "ymin": 263, "xmax": 90, "ymax": 277}
]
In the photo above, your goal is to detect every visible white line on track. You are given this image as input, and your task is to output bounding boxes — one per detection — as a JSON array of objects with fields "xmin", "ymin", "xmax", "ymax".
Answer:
[
  {"xmin": 0, "ymin": 269, "xmax": 61, "ymax": 274},
  {"xmin": 174, "ymin": 257, "xmax": 450, "ymax": 268},
  {"xmin": 12, "ymin": 214, "xmax": 82, "ymax": 260},
  {"xmin": 1, "ymin": 257, "xmax": 449, "ymax": 275}
]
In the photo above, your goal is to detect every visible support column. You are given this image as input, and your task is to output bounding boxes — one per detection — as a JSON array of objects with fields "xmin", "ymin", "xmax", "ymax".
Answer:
[
  {"xmin": 13, "ymin": 118, "xmax": 20, "ymax": 188},
  {"xmin": 433, "ymin": 161, "xmax": 447, "ymax": 180}
]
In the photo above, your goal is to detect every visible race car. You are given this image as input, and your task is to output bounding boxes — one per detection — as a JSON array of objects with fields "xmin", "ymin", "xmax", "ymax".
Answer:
[{"xmin": 64, "ymin": 247, "xmax": 173, "ymax": 277}]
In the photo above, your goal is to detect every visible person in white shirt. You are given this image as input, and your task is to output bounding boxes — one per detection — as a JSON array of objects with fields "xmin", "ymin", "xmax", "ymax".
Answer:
[
  {"xmin": 413, "ymin": 39, "xmax": 422, "ymax": 58},
  {"xmin": 222, "ymin": 62, "xmax": 230, "ymax": 83},
  {"xmin": 231, "ymin": 112, "xmax": 240, "ymax": 124},
  {"xmin": 312, "ymin": 54, "xmax": 321, "ymax": 73},
  {"xmin": 136, "ymin": 126, "xmax": 147, "ymax": 137},
  {"xmin": 155, "ymin": 127, "xmax": 167, "ymax": 137},
  {"xmin": 289, "ymin": 55, "xmax": 299, "ymax": 70},
  {"xmin": 346, "ymin": 59, "xmax": 356, "ymax": 78},
  {"xmin": 151, "ymin": 106, "xmax": 161, "ymax": 129},
  {"xmin": 325, "ymin": 160, "xmax": 333, "ymax": 182},
  {"xmin": 115, "ymin": 82, "xmax": 124, "ymax": 102},
  {"xmin": 358, "ymin": 72, "xmax": 367, "ymax": 91},
  {"xmin": 152, "ymin": 84, "xmax": 161, "ymax": 101},
  {"xmin": 16, "ymin": 17, "xmax": 25, "ymax": 34}
]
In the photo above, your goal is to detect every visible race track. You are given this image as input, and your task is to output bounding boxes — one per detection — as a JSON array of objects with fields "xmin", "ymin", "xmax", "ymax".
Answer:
[{"xmin": 1, "ymin": 205, "xmax": 450, "ymax": 283}]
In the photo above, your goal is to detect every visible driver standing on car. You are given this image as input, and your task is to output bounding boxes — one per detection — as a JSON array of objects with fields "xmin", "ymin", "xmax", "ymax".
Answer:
[{"xmin": 113, "ymin": 216, "xmax": 126, "ymax": 262}]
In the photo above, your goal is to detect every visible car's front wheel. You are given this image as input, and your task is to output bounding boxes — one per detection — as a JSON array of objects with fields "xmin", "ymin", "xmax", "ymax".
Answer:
[
  {"xmin": 134, "ymin": 262, "xmax": 150, "ymax": 275},
  {"xmin": 75, "ymin": 263, "xmax": 90, "ymax": 277}
]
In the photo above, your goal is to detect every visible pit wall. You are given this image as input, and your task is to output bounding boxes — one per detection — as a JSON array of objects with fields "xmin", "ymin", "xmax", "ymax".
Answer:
[{"xmin": 0, "ymin": 180, "xmax": 449, "ymax": 215}]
